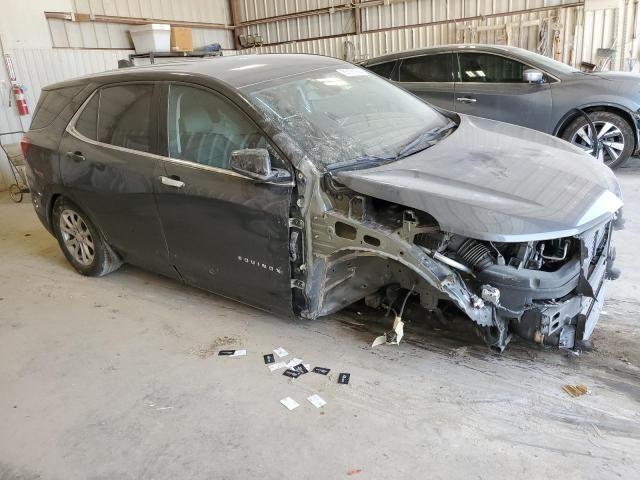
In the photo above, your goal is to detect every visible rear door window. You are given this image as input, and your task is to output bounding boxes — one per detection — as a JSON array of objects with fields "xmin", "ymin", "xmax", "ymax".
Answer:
[
  {"xmin": 75, "ymin": 92, "xmax": 99, "ymax": 140},
  {"xmin": 398, "ymin": 54, "xmax": 454, "ymax": 82},
  {"xmin": 97, "ymin": 84, "xmax": 153, "ymax": 153}
]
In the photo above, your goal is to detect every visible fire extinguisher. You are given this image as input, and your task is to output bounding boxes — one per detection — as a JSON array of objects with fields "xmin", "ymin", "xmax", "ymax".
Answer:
[{"xmin": 11, "ymin": 83, "xmax": 29, "ymax": 116}]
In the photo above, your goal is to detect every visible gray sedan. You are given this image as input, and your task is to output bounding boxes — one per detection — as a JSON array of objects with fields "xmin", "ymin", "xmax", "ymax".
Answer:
[{"xmin": 359, "ymin": 44, "xmax": 640, "ymax": 168}]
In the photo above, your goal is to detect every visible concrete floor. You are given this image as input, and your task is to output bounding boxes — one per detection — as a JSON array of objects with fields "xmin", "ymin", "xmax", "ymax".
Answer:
[{"xmin": 1, "ymin": 162, "xmax": 639, "ymax": 480}]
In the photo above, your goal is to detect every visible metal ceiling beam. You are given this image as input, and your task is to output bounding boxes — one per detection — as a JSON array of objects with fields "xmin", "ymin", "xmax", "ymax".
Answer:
[{"xmin": 44, "ymin": 11, "xmax": 234, "ymax": 30}]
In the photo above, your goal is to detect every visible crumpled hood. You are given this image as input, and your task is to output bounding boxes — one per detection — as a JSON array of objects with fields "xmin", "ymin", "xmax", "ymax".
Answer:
[{"xmin": 336, "ymin": 115, "xmax": 623, "ymax": 242}]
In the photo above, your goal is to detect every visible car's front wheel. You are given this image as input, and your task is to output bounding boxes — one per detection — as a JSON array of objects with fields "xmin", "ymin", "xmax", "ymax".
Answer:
[
  {"xmin": 562, "ymin": 111, "xmax": 634, "ymax": 169},
  {"xmin": 52, "ymin": 197, "xmax": 122, "ymax": 277}
]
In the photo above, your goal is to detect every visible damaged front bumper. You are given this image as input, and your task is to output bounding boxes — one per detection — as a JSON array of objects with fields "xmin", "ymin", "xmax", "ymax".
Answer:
[
  {"xmin": 485, "ymin": 221, "xmax": 614, "ymax": 351},
  {"xmin": 301, "ymin": 187, "xmax": 616, "ymax": 352}
]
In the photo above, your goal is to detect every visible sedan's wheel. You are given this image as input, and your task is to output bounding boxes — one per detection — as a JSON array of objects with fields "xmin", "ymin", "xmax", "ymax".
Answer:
[
  {"xmin": 52, "ymin": 197, "xmax": 122, "ymax": 277},
  {"xmin": 562, "ymin": 111, "xmax": 634, "ymax": 169}
]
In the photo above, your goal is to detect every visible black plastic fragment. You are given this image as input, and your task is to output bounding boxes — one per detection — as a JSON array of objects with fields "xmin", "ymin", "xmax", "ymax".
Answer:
[{"xmin": 283, "ymin": 369, "xmax": 301, "ymax": 379}]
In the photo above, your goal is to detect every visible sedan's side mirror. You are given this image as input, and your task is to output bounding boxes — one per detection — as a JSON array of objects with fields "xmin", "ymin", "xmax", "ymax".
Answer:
[
  {"xmin": 229, "ymin": 148, "xmax": 291, "ymax": 183},
  {"xmin": 523, "ymin": 69, "xmax": 544, "ymax": 84}
]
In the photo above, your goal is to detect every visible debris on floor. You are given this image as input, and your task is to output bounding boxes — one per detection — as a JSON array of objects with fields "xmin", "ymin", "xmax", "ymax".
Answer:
[
  {"xmin": 274, "ymin": 347, "xmax": 288, "ymax": 358},
  {"xmin": 283, "ymin": 368, "xmax": 302, "ymax": 379},
  {"xmin": 293, "ymin": 364, "xmax": 309, "ymax": 375},
  {"xmin": 312, "ymin": 367, "xmax": 330, "ymax": 375},
  {"xmin": 347, "ymin": 469, "xmax": 363, "ymax": 476},
  {"xmin": 286, "ymin": 357, "xmax": 303, "ymax": 368},
  {"xmin": 449, "ymin": 346, "xmax": 469, "ymax": 358},
  {"xmin": 218, "ymin": 349, "xmax": 246, "ymax": 357},
  {"xmin": 267, "ymin": 362, "xmax": 287, "ymax": 372},
  {"xmin": 562, "ymin": 384, "xmax": 590, "ymax": 397},
  {"xmin": 307, "ymin": 394, "xmax": 326, "ymax": 408},
  {"xmin": 263, "ymin": 353, "xmax": 275, "ymax": 364},
  {"xmin": 338, "ymin": 373, "xmax": 350, "ymax": 385},
  {"xmin": 280, "ymin": 397, "xmax": 299, "ymax": 410},
  {"xmin": 372, "ymin": 315, "xmax": 404, "ymax": 347}
]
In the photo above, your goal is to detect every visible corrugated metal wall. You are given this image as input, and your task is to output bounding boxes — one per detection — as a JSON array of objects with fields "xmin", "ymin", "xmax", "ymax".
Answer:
[
  {"xmin": 238, "ymin": 0, "xmax": 640, "ymax": 70},
  {"xmin": 48, "ymin": 0, "xmax": 234, "ymax": 49}
]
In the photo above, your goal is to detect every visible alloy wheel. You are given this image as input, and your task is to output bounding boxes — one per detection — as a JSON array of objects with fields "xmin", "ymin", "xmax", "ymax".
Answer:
[
  {"xmin": 570, "ymin": 121, "xmax": 625, "ymax": 166},
  {"xmin": 59, "ymin": 209, "xmax": 95, "ymax": 266}
]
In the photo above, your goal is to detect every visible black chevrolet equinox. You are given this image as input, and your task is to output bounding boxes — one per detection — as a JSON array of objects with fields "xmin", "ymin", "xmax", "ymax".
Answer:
[{"xmin": 23, "ymin": 54, "xmax": 622, "ymax": 352}]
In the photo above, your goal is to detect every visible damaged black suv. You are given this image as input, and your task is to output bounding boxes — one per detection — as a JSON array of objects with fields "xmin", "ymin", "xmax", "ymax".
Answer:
[{"xmin": 23, "ymin": 54, "xmax": 622, "ymax": 352}]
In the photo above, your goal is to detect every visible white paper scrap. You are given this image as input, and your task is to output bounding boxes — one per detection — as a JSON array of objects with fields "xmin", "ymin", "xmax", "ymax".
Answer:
[
  {"xmin": 274, "ymin": 347, "xmax": 289, "ymax": 358},
  {"xmin": 286, "ymin": 358, "xmax": 303, "ymax": 368},
  {"xmin": 280, "ymin": 397, "xmax": 299, "ymax": 411},
  {"xmin": 307, "ymin": 394, "xmax": 326, "ymax": 408},
  {"xmin": 267, "ymin": 361, "xmax": 287, "ymax": 372},
  {"xmin": 372, "ymin": 316, "xmax": 404, "ymax": 347},
  {"xmin": 231, "ymin": 349, "xmax": 247, "ymax": 356},
  {"xmin": 303, "ymin": 364, "xmax": 310, "ymax": 371},
  {"xmin": 336, "ymin": 68, "xmax": 370, "ymax": 77}
]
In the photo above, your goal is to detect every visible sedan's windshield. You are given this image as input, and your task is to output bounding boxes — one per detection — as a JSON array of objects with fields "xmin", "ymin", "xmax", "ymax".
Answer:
[{"xmin": 242, "ymin": 66, "xmax": 452, "ymax": 169}]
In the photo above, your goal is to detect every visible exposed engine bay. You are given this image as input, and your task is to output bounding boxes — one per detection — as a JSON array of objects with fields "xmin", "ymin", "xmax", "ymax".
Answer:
[{"xmin": 295, "ymin": 172, "xmax": 618, "ymax": 352}]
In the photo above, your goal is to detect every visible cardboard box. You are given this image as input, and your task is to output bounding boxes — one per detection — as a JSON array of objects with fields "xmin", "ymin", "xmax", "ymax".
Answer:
[{"xmin": 170, "ymin": 27, "xmax": 193, "ymax": 52}]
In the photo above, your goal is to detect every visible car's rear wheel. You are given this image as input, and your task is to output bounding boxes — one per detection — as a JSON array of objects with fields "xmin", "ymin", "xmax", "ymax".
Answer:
[
  {"xmin": 562, "ymin": 111, "xmax": 634, "ymax": 169},
  {"xmin": 52, "ymin": 197, "xmax": 122, "ymax": 277}
]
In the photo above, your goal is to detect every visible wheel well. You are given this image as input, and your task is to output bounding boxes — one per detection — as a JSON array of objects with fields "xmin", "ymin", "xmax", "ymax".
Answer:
[
  {"xmin": 47, "ymin": 193, "xmax": 62, "ymax": 230},
  {"xmin": 556, "ymin": 105, "xmax": 637, "ymax": 148}
]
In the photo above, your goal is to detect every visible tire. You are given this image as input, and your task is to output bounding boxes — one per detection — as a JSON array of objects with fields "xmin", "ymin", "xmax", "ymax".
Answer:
[
  {"xmin": 52, "ymin": 197, "xmax": 122, "ymax": 277},
  {"xmin": 561, "ymin": 111, "xmax": 634, "ymax": 169}
]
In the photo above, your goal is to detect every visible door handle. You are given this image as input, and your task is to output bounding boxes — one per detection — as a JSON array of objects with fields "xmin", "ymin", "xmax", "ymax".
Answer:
[
  {"xmin": 160, "ymin": 175, "xmax": 185, "ymax": 188},
  {"xmin": 456, "ymin": 97, "xmax": 477, "ymax": 104},
  {"xmin": 67, "ymin": 151, "xmax": 85, "ymax": 162}
]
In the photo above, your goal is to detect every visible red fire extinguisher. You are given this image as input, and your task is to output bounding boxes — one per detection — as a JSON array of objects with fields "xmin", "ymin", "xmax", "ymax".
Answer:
[{"xmin": 11, "ymin": 83, "xmax": 29, "ymax": 116}]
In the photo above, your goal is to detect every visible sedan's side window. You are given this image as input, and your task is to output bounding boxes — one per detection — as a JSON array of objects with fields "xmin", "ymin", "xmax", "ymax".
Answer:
[
  {"xmin": 458, "ymin": 53, "xmax": 529, "ymax": 83},
  {"xmin": 98, "ymin": 84, "xmax": 154, "ymax": 152},
  {"xmin": 398, "ymin": 54, "xmax": 453, "ymax": 82},
  {"xmin": 168, "ymin": 85, "xmax": 268, "ymax": 170},
  {"xmin": 367, "ymin": 61, "xmax": 396, "ymax": 79}
]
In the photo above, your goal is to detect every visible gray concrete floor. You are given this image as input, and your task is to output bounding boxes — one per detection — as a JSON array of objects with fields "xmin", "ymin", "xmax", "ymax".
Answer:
[{"xmin": 1, "ymin": 161, "xmax": 639, "ymax": 480}]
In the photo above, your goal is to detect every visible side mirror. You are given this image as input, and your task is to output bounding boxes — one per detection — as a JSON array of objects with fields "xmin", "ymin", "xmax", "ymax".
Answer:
[
  {"xmin": 229, "ymin": 148, "xmax": 291, "ymax": 183},
  {"xmin": 523, "ymin": 69, "xmax": 544, "ymax": 84}
]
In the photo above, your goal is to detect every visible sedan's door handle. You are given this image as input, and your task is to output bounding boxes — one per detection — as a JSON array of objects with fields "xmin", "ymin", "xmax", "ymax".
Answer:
[
  {"xmin": 457, "ymin": 97, "xmax": 477, "ymax": 104},
  {"xmin": 67, "ymin": 151, "xmax": 85, "ymax": 162},
  {"xmin": 160, "ymin": 175, "xmax": 185, "ymax": 188}
]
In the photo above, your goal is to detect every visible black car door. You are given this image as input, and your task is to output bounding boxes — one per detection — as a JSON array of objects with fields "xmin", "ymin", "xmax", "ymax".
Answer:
[
  {"xmin": 395, "ymin": 53, "xmax": 456, "ymax": 111},
  {"xmin": 154, "ymin": 83, "xmax": 294, "ymax": 315},
  {"xmin": 453, "ymin": 52, "xmax": 553, "ymax": 131},
  {"xmin": 60, "ymin": 83, "xmax": 175, "ymax": 277}
]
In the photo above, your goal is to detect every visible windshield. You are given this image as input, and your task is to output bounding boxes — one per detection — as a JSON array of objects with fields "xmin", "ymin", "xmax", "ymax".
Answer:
[
  {"xmin": 242, "ymin": 66, "xmax": 451, "ymax": 169},
  {"xmin": 510, "ymin": 47, "xmax": 579, "ymax": 75}
]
